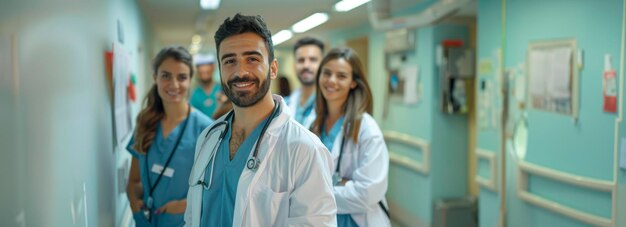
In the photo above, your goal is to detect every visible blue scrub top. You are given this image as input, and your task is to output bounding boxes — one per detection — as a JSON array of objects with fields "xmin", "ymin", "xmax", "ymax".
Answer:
[
  {"xmin": 127, "ymin": 110, "xmax": 212, "ymax": 227},
  {"xmin": 294, "ymin": 94, "xmax": 315, "ymax": 125},
  {"xmin": 200, "ymin": 111, "xmax": 274, "ymax": 227},
  {"xmin": 319, "ymin": 115, "xmax": 358, "ymax": 227},
  {"xmin": 190, "ymin": 85, "xmax": 221, "ymax": 119}
]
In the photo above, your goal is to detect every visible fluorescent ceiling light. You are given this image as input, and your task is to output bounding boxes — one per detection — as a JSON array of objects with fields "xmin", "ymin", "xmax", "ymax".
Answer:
[
  {"xmin": 191, "ymin": 35, "xmax": 202, "ymax": 44},
  {"xmin": 272, "ymin": 30, "xmax": 293, "ymax": 46},
  {"xmin": 189, "ymin": 43, "xmax": 201, "ymax": 54},
  {"xmin": 291, "ymin": 13, "xmax": 329, "ymax": 33},
  {"xmin": 334, "ymin": 0, "xmax": 371, "ymax": 12},
  {"xmin": 200, "ymin": 0, "xmax": 221, "ymax": 9}
]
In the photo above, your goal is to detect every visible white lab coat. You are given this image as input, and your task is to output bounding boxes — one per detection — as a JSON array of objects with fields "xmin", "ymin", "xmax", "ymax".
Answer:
[
  {"xmin": 286, "ymin": 88, "xmax": 317, "ymax": 129},
  {"xmin": 331, "ymin": 113, "xmax": 390, "ymax": 227},
  {"xmin": 184, "ymin": 95, "xmax": 337, "ymax": 227}
]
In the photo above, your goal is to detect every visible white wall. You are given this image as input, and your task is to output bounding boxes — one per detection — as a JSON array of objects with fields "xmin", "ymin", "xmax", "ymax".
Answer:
[{"xmin": 0, "ymin": 1, "xmax": 152, "ymax": 226}]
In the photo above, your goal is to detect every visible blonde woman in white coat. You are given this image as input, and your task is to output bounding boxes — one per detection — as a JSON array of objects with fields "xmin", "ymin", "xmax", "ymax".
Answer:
[{"xmin": 310, "ymin": 47, "xmax": 390, "ymax": 227}]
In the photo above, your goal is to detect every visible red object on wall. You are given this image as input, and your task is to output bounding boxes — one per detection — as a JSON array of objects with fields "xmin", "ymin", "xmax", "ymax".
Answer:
[
  {"xmin": 104, "ymin": 51, "xmax": 113, "ymax": 97},
  {"xmin": 603, "ymin": 70, "xmax": 617, "ymax": 113},
  {"xmin": 128, "ymin": 78, "xmax": 137, "ymax": 102},
  {"xmin": 442, "ymin": 39, "xmax": 464, "ymax": 47}
]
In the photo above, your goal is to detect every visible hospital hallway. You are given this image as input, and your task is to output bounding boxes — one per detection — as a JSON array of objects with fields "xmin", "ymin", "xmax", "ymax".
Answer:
[{"xmin": 2, "ymin": 0, "xmax": 626, "ymax": 226}]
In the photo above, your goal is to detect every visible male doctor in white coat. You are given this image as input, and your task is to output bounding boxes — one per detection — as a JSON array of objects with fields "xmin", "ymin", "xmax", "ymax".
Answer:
[{"xmin": 184, "ymin": 13, "xmax": 337, "ymax": 227}]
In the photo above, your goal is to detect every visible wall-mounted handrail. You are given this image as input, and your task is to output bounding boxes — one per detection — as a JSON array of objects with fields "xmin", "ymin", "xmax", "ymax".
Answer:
[
  {"xmin": 517, "ymin": 191, "xmax": 611, "ymax": 227},
  {"xmin": 383, "ymin": 130, "xmax": 430, "ymax": 175},
  {"xmin": 475, "ymin": 149, "xmax": 497, "ymax": 191},
  {"xmin": 517, "ymin": 160, "xmax": 615, "ymax": 226},
  {"xmin": 518, "ymin": 161, "xmax": 613, "ymax": 192}
]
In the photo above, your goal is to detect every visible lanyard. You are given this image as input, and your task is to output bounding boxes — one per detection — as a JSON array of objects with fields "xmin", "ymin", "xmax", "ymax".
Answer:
[
  {"xmin": 145, "ymin": 104, "xmax": 190, "ymax": 209},
  {"xmin": 334, "ymin": 134, "xmax": 347, "ymax": 174}
]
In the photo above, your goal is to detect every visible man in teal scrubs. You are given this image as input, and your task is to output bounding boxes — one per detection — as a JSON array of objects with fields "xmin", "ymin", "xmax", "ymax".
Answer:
[
  {"xmin": 285, "ymin": 37, "xmax": 324, "ymax": 128},
  {"xmin": 190, "ymin": 54, "xmax": 221, "ymax": 119},
  {"xmin": 199, "ymin": 107, "xmax": 277, "ymax": 226}
]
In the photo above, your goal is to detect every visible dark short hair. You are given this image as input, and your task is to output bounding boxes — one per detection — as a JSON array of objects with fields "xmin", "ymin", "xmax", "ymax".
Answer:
[
  {"xmin": 214, "ymin": 13, "xmax": 274, "ymax": 66},
  {"xmin": 152, "ymin": 45, "xmax": 194, "ymax": 77},
  {"xmin": 293, "ymin": 37, "xmax": 324, "ymax": 54}
]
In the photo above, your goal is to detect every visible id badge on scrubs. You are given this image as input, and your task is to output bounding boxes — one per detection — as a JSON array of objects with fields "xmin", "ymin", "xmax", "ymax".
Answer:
[
  {"xmin": 151, "ymin": 164, "xmax": 175, "ymax": 177},
  {"xmin": 143, "ymin": 209, "xmax": 151, "ymax": 221},
  {"xmin": 146, "ymin": 196, "xmax": 154, "ymax": 209},
  {"xmin": 144, "ymin": 196, "xmax": 154, "ymax": 221}
]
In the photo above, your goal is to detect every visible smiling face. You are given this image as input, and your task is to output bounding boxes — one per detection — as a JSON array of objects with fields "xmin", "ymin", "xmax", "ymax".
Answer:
[
  {"xmin": 218, "ymin": 32, "xmax": 277, "ymax": 107},
  {"xmin": 318, "ymin": 58, "xmax": 356, "ymax": 108},
  {"xmin": 155, "ymin": 57, "xmax": 192, "ymax": 104},
  {"xmin": 294, "ymin": 45, "xmax": 323, "ymax": 86}
]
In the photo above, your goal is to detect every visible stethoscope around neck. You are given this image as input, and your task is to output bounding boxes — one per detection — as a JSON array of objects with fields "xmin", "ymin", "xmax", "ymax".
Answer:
[{"xmin": 193, "ymin": 101, "xmax": 280, "ymax": 190}]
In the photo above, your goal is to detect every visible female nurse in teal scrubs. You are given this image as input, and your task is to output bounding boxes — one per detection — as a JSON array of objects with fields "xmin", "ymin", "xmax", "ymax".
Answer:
[{"xmin": 126, "ymin": 46, "xmax": 212, "ymax": 227}]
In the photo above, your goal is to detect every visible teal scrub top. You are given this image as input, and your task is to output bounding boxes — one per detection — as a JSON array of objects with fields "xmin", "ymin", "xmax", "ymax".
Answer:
[
  {"xmin": 294, "ymin": 94, "xmax": 315, "ymax": 125},
  {"xmin": 200, "ymin": 112, "xmax": 274, "ymax": 227},
  {"xmin": 127, "ymin": 110, "xmax": 212, "ymax": 227},
  {"xmin": 319, "ymin": 116, "xmax": 358, "ymax": 227},
  {"xmin": 190, "ymin": 85, "xmax": 221, "ymax": 119}
]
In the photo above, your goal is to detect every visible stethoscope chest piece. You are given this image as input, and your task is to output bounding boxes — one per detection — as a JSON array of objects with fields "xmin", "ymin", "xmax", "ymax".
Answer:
[{"xmin": 246, "ymin": 158, "xmax": 259, "ymax": 171}]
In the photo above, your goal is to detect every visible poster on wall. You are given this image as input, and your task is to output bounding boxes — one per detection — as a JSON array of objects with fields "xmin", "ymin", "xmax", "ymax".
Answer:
[
  {"xmin": 527, "ymin": 39, "xmax": 578, "ymax": 118},
  {"xmin": 478, "ymin": 49, "xmax": 502, "ymax": 130},
  {"xmin": 386, "ymin": 64, "xmax": 421, "ymax": 105},
  {"xmin": 401, "ymin": 65, "xmax": 420, "ymax": 104},
  {"xmin": 113, "ymin": 43, "xmax": 132, "ymax": 147}
]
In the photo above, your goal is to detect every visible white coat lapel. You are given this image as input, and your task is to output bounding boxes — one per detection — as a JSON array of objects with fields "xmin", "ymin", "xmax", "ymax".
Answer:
[{"xmin": 189, "ymin": 125, "xmax": 223, "ymax": 186}]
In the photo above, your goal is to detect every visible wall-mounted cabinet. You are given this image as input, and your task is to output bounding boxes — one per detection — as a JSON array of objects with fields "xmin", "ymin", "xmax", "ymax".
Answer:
[{"xmin": 439, "ymin": 40, "xmax": 475, "ymax": 114}]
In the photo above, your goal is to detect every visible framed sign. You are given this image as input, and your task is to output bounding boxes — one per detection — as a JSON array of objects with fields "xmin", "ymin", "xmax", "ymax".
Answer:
[{"xmin": 527, "ymin": 39, "xmax": 578, "ymax": 118}]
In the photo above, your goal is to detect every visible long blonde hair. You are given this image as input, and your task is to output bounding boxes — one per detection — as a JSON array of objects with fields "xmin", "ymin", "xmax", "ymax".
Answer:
[
  {"xmin": 311, "ymin": 47, "xmax": 373, "ymax": 143},
  {"xmin": 133, "ymin": 46, "xmax": 194, "ymax": 153}
]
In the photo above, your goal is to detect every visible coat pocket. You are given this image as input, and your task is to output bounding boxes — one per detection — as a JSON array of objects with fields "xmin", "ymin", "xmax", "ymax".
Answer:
[{"xmin": 251, "ymin": 183, "xmax": 289, "ymax": 226}]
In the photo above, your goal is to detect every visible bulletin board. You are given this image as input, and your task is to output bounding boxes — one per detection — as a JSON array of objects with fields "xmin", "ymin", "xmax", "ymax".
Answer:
[{"xmin": 526, "ymin": 39, "xmax": 578, "ymax": 118}]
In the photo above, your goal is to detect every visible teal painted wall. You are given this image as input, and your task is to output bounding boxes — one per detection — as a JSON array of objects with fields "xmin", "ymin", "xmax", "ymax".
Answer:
[
  {"xmin": 430, "ymin": 25, "xmax": 470, "ymax": 204},
  {"xmin": 383, "ymin": 26, "xmax": 436, "ymax": 224},
  {"xmin": 476, "ymin": 0, "xmax": 503, "ymax": 226},
  {"xmin": 606, "ymin": 1, "xmax": 625, "ymax": 226},
  {"xmin": 619, "ymin": 15, "xmax": 626, "ymax": 225},
  {"xmin": 477, "ymin": 0, "xmax": 624, "ymax": 226}
]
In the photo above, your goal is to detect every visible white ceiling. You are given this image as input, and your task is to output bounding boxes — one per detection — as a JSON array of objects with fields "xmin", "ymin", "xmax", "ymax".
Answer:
[{"xmin": 138, "ymin": 0, "xmax": 475, "ymax": 53}]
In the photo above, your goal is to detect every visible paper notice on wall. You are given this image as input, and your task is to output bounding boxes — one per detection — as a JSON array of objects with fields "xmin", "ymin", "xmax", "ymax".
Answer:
[
  {"xmin": 529, "ymin": 50, "xmax": 548, "ymax": 96},
  {"xmin": 547, "ymin": 47, "xmax": 572, "ymax": 99},
  {"xmin": 478, "ymin": 58, "xmax": 494, "ymax": 76},
  {"xmin": 401, "ymin": 65, "xmax": 419, "ymax": 104},
  {"xmin": 528, "ymin": 42, "xmax": 575, "ymax": 116},
  {"xmin": 113, "ymin": 43, "xmax": 132, "ymax": 146}
]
